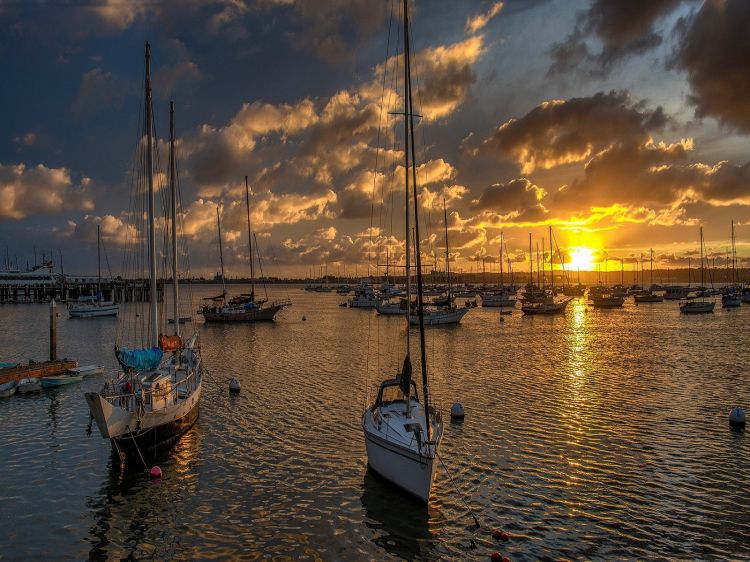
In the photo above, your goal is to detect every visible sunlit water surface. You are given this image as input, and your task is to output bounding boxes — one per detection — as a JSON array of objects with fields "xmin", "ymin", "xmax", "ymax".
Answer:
[{"xmin": 0, "ymin": 285, "xmax": 748, "ymax": 560}]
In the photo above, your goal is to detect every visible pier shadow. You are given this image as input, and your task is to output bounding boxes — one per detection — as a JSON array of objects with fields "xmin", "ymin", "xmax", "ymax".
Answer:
[{"xmin": 360, "ymin": 470, "xmax": 436, "ymax": 560}]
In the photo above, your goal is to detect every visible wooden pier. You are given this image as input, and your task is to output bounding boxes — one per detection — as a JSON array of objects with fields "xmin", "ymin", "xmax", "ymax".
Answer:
[{"xmin": 0, "ymin": 360, "xmax": 79, "ymax": 385}]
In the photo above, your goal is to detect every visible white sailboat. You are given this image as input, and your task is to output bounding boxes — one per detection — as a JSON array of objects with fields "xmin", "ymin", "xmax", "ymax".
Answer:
[
  {"xmin": 68, "ymin": 225, "xmax": 119, "ymax": 318},
  {"xmin": 363, "ymin": 0, "xmax": 443, "ymax": 502},
  {"xmin": 86, "ymin": 45, "xmax": 201, "ymax": 454},
  {"xmin": 680, "ymin": 227, "xmax": 715, "ymax": 314},
  {"xmin": 633, "ymin": 249, "xmax": 663, "ymax": 303},
  {"xmin": 408, "ymin": 198, "xmax": 470, "ymax": 325}
]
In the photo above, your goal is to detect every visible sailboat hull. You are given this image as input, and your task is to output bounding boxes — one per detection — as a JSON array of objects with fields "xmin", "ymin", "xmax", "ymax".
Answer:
[
  {"xmin": 85, "ymin": 383, "xmax": 201, "ymax": 452},
  {"xmin": 69, "ymin": 303, "xmax": 119, "ymax": 318},
  {"xmin": 362, "ymin": 418, "xmax": 436, "ymax": 503},
  {"xmin": 408, "ymin": 306, "xmax": 470, "ymax": 325},
  {"xmin": 202, "ymin": 304, "xmax": 282, "ymax": 322}
]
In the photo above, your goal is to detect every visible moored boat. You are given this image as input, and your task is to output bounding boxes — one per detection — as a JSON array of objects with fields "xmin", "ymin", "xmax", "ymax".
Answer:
[
  {"xmin": 0, "ymin": 380, "xmax": 17, "ymax": 398},
  {"xmin": 17, "ymin": 377, "xmax": 41, "ymax": 394},
  {"xmin": 41, "ymin": 373, "xmax": 84, "ymax": 387}
]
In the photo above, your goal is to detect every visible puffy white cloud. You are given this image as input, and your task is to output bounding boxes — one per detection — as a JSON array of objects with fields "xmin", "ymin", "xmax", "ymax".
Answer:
[{"xmin": 0, "ymin": 162, "xmax": 94, "ymax": 220}]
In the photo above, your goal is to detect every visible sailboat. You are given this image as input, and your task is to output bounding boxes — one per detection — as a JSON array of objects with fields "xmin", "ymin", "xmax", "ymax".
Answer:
[
  {"xmin": 481, "ymin": 232, "xmax": 517, "ymax": 309},
  {"xmin": 633, "ymin": 249, "xmax": 663, "ymax": 303},
  {"xmin": 363, "ymin": 0, "xmax": 444, "ymax": 502},
  {"xmin": 85, "ymin": 45, "xmax": 202, "ymax": 454},
  {"xmin": 722, "ymin": 221, "xmax": 741, "ymax": 308},
  {"xmin": 680, "ymin": 227, "xmax": 715, "ymax": 313},
  {"xmin": 521, "ymin": 227, "xmax": 571, "ymax": 314},
  {"xmin": 200, "ymin": 177, "xmax": 290, "ymax": 322},
  {"xmin": 408, "ymin": 198, "xmax": 470, "ymax": 325},
  {"xmin": 68, "ymin": 225, "xmax": 119, "ymax": 317}
]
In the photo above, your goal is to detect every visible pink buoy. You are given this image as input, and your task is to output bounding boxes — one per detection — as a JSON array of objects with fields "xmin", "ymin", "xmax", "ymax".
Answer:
[{"xmin": 149, "ymin": 466, "xmax": 162, "ymax": 478}]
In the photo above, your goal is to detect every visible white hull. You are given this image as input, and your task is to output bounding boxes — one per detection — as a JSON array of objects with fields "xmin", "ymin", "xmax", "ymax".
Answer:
[
  {"xmin": 69, "ymin": 303, "xmax": 119, "ymax": 317},
  {"xmin": 409, "ymin": 307, "xmax": 470, "ymax": 325},
  {"xmin": 376, "ymin": 302, "xmax": 406, "ymax": 315},
  {"xmin": 86, "ymin": 382, "xmax": 201, "ymax": 440},
  {"xmin": 361, "ymin": 399, "xmax": 441, "ymax": 503},
  {"xmin": 481, "ymin": 294, "xmax": 516, "ymax": 308}
]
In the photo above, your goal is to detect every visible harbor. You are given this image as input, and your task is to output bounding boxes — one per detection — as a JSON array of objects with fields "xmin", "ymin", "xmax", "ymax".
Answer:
[{"xmin": 0, "ymin": 287, "xmax": 748, "ymax": 559}]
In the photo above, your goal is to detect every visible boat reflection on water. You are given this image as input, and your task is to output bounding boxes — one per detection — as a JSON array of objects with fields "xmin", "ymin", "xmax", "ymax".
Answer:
[
  {"xmin": 86, "ymin": 424, "xmax": 202, "ymax": 560},
  {"xmin": 360, "ymin": 471, "xmax": 437, "ymax": 560}
]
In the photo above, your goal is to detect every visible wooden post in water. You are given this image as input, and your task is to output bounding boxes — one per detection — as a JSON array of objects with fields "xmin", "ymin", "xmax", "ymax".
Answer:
[{"xmin": 49, "ymin": 299, "xmax": 57, "ymax": 361}]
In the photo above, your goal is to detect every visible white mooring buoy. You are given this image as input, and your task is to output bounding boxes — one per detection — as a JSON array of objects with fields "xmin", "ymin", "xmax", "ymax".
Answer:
[
  {"xmin": 729, "ymin": 407, "xmax": 746, "ymax": 429},
  {"xmin": 229, "ymin": 377, "xmax": 241, "ymax": 393},
  {"xmin": 450, "ymin": 402, "xmax": 465, "ymax": 420}
]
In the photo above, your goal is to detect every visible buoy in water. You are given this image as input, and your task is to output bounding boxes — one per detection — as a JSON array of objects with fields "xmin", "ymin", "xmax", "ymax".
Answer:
[
  {"xmin": 302, "ymin": 315, "xmax": 307, "ymax": 321},
  {"xmin": 499, "ymin": 316, "xmax": 505, "ymax": 322},
  {"xmin": 729, "ymin": 407, "xmax": 746, "ymax": 429},
  {"xmin": 450, "ymin": 402, "xmax": 465, "ymax": 419},
  {"xmin": 149, "ymin": 466, "xmax": 162, "ymax": 478},
  {"xmin": 490, "ymin": 553, "xmax": 504, "ymax": 562},
  {"xmin": 229, "ymin": 377, "xmax": 241, "ymax": 393}
]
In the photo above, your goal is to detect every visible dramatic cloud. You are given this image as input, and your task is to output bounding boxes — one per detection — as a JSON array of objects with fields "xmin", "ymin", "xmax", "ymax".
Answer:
[
  {"xmin": 484, "ymin": 91, "xmax": 667, "ymax": 173},
  {"xmin": 672, "ymin": 0, "xmax": 750, "ymax": 132},
  {"xmin": 465, "ymin": 2, "xmax": 504, "ymax": 34},
  {"xmin": 0, "ymin": 162, "xmax": 94, "ymax": 220},
  {"xmin": 549, "ymin": 0, "xmax": 682, "ymax": 76},
  {"xmin": 67, "ymin": 214, "xmax": 138, "ymax": 245},
  {"xmin": 473, "ymin": 178, "xmax": 547, "ymax": 221}
]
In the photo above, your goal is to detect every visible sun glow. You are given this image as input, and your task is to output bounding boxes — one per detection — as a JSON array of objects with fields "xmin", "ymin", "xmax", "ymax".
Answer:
[{"xmin": 569, "ymin": 247, "xmax": 595, "ymax": 271}]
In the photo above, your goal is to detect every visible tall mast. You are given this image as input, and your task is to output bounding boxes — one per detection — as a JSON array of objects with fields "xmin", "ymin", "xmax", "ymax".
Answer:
[
  {"xmin": 732, "ymin": 220, "xmax": 736, "ymax": 285},
  {"xmin": 216, "ymin": 207, "xmax": 227, "ymax": 303},
  {"xmin": 499, "ymin": 231, "xmax": 504, "ymax": 290},
  {"xmin": 700, "ymin": 226, "xmax": 705, "ymax": 287},
  {"xmin": 541, "ymin": 237, "xmax": 545, "ymax": 290},
  {"xmin": 145, "ymin": 42, "xmax": 158, "ymax": 347},
  {"xmin": 403, "ymin": 0, "xmax": 411, "ymax": 364},
  {"xmin": 650, "ymin": 248, "xmax": 654, "ymax": 286},
  {"xmin": 169, "ymin": 101, "xmax": 179, "ymax": 337},
  {"xmin": 443, "ymin": 197, "xmax": 451, "ymax": 299},
  {"xmin": 549, "ymin": 225, "xmax": 553, "ymax": 294},
  {"xmin": 245, "ymin": 176, "xmax": 255, "ymax": 301},
  {"xmin": 529, "ymin": 233, "xmax": 532, "ymax": 288},
  {"xmin": 405, "ymin": 0, "xmax": 431, "ymax": 435},
  {"xmin": 97, "ymin": 224, "xmax": 101, "ymax": 300}
]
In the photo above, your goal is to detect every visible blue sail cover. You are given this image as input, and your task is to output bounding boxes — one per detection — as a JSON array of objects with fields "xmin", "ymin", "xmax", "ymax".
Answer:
[{"xmin": 116, "ymin": 347, "xmax": 163, "ymax": 371}]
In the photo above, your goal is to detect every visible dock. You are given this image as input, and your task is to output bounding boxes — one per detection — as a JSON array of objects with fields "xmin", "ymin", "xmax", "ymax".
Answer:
[{"xmin": 0, "ymin": 360, "xmax": 79, "ymax": 385}]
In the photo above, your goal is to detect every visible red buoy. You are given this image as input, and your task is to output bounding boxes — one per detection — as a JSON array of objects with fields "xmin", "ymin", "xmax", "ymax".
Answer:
[
  {"xmin": 490, "ymin": 553, "xmax": 502, "ymax": 562},
  {"xmin": 149, "ymin": 466, "xmax": 162, "ymax": 478},
  {"xmin": 492, "ymin": 529, "xmax": 510, "ymax": 542},
  {"xmin": 502, "ymin": 557, "xmax": 511, "ymax": 562}
]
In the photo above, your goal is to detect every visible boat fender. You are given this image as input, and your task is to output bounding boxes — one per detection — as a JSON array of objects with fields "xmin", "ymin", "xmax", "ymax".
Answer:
[
  {"xmin": 149, "ymin": 466, "xmax": 162, "ymax": 478},
  {"xmin": 729, "ymin": 407, "xmax": 746, "ymax": 429}
]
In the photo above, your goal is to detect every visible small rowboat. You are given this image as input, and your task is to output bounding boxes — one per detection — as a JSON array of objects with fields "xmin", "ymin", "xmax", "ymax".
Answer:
[
  {"xmin": 17, "ymin": 378, "xmax": 42, "ymax": 394},
  {"xmin": 0, "ymin": 380, "xmax": 17, "ymax": 398},
  {"xmin": 67, "ymin": 365, "xmax": 105, "ymax": 377},
  {"xmin": 41, "ymin": 374, "xmax": 84, "ymax": 388}
]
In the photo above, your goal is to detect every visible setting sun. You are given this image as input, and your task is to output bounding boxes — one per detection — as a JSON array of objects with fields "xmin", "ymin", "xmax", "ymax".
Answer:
[{"xmin": 568, "ymin": 247, "xmax": 595, "ymax": 271}]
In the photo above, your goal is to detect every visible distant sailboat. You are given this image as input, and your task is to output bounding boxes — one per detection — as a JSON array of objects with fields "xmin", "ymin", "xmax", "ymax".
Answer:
[
  {"xmin": 200, "ymin": 177, "xmax": 290, "ymax": 322},
  {"xmin": 85, "ymin": 45, "xmax": 202, "ymax": 454},
  {"xmin": 633, "ymin": 249, "xmax": 663, "ymax": 303},
  {"xmin": 363, "ymin": 0, "xmax": 443, "ymax": 502},
  {"xmin": 722, "ymin": 221, "xmax": 741, "ymax": 308},
  {"xmin": 680, "ymin": 227, "xmax": 715, "ymax": 313},
  {"xmin": 481, "ymin": 231, "xmax": 517, "ymax": 309},
  {"xmin": 68, "ymin": 225, "xmax": 119, "ymax": 318}
]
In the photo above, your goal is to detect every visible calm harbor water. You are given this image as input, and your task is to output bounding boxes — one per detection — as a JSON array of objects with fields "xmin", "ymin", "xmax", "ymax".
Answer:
[{"xmin": 0, "ymin": 284, "xmax": 748, "ymax": 560}]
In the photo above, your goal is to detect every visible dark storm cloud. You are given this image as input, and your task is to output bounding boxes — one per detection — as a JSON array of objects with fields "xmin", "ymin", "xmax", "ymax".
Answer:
[
  {"xmin": 549, "ymin": 0, "xmax": 682, "ymax": 76},
  {"xmin": 473, "ymin": 178, "xmax": 545, "ymax": 215},
  {"xmin": 483, "ymin": 91, "xmax": 667, "ymax": 173},
  {"xmin": 671, "ymin": 0, "xmax": 750, "ymax": 133}
]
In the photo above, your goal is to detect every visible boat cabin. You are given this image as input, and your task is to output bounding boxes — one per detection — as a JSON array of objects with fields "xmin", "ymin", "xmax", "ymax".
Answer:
[{"xmin": 141, "ymin": 371, "xmax": 174, "ymax": 411}]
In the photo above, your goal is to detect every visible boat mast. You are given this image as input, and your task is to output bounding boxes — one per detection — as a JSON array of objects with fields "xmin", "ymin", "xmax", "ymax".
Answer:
[
  {"xmin": 145, "ymin": 42, "xmax": 159, "ymax": 347},
  {"xmin": 401, "ymin": 0, "xmax": 412, "ymax": 415},
  {"xmin": 97, "ymin": 224, "xmax": 101, "ymax": 301},
  {"xmin": 528, "ymin": 233, "xmax": 532, "ymax": 289},
  {"xmin": 549, "ymin": 225, "xmax": 553, "ymax": 295},
  {"xmin": 700, "ymin": 226, "xmax": 705, "ymax": 288},
  {"xmin": 404, "ymin": 0, "xmax": 431, "ymax": 435},
  {"xmin": 731, "ymin": 220, "xmax": 736, "ymax": 285},
  {"xmin": 169, "ymin": 101, "xmax": 179, "ymax": 337},
  {"xmin": 245, "ymin": 176, "xmax": 255, "ymax": 301},
  {"xmin": 443, "ymin": 198, "xmax": 451, "ymax": 300},
  {"xmin": 216, "ymin": 207, "xmax": 227, "ymax": 304},
  {"xmin": 499, "ymin": 231, "xmax": 504, "ymax": 290}
]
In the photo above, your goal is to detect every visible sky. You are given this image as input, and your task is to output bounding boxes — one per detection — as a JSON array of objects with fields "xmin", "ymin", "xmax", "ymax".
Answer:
[{"xmin": 1, "ymin": 0, "xmax": 750, "ymax": 278}]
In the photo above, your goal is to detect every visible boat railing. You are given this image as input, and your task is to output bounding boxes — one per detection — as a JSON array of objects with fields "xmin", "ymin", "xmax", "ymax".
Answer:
[{"xmin": 102, "ymin": 368, "xmax": 199, "ymax": 411}]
